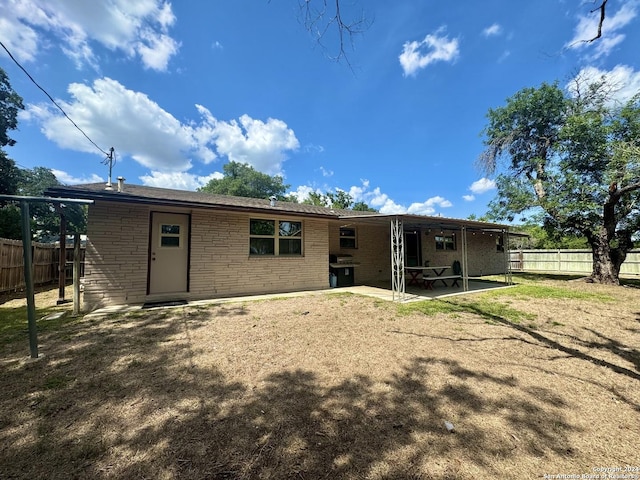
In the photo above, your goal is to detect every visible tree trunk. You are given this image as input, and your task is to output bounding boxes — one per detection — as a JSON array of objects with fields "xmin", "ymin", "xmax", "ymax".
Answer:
[{"xmin": 589, "ymin": 230, "xmax": 624, "ymax": 285}]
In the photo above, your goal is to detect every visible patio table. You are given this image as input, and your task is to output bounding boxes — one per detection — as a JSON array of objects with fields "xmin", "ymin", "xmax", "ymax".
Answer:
[{"xmin": 404, "ymin": 266, "xmax": 451, "ymax": 287}]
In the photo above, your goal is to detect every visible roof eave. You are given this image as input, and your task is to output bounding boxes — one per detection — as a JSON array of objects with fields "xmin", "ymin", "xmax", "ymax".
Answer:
[{"xmin": 44, "ymin": 186, "xmax": 340, "ymax": 220}]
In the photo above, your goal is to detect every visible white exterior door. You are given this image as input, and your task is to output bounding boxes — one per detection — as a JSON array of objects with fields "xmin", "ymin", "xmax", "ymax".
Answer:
[{"xmin": 149, "ymin": 212, "xmax": 189, "ymax": 294}]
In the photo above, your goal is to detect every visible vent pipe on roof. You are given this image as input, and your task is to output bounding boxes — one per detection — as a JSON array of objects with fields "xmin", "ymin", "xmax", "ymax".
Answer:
[
  {"xmin": 270, "ymin": 196, "xmax": 276, "ymax": 207},
  {"xmin": 117, "ymin": 176, "xmax": 125, "ymax": 193}
]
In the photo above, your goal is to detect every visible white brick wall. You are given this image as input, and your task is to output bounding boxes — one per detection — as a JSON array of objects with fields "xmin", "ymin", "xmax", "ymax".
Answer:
[
  {"xmin": 327, "ymin": 222, "xmax": 506, "ymax": 284},
  {"xmin": 422, "ymin": 229, "xmax": 506, "ymax": 275},
  {"xmin": 84, "ymin": 201, "xmax": 330, "ymax": 310},
  {"xmin": 189, "ymin": 211, "xmax": 329, "ymax": 298},
  {"xmin": 83, "ymin": 201, "xmax": 507, "ymax": 310},
  {"xmin": 329, "ymin": 222, "xmax": 391, "ymax": 284},
  {"xmin": 83, "ymin": 202, "xmax": 150, "ymax": 309}
]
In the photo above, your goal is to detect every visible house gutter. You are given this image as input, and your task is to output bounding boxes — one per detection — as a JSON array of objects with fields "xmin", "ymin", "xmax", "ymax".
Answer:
[{"xmin": 44, "ymin": 188, "xmax": 340, "ymax": 220}]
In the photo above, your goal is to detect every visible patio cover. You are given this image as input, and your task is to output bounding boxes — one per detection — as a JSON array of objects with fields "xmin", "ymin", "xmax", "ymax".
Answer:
[{"xmin": 337, "ymin": 213, "xmax": 520, "ymax": 301}]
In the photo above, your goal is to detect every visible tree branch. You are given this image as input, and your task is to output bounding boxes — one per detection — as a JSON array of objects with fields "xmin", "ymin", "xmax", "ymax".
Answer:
[
  {"xmin": 298, "ymin": 0, "xmax": 370, "ymax": 67},
  {"xmin": 584, "ymin": 0, "xmax": 608, "ymax": 43},
  {"xmin": 614, "ymin": 179, "xmax": 640, "ymax": 197}
]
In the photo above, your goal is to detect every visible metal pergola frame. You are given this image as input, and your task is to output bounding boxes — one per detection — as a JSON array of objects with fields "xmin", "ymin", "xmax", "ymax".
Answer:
[{"xmin": 0, "ymin": 195, "xmax": 93, "ymax": 359}]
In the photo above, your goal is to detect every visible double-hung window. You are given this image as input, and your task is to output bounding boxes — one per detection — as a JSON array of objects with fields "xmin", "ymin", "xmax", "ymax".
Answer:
[
  {"xmin": 250, "ymin": 219, "xmax": 303, "ymax": 256},
  {"xmin": 435, "ymin": 234, "xmax": 456, "ymax": 251},
  {"xmin": 339, "ymin": 227, "xmax": 357, "ymax": 249}
]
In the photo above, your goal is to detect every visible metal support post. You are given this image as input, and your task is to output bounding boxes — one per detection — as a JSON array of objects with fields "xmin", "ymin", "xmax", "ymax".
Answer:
[
  {"xmin": 73, "ymin": 234, "xmax": 81, "ymax": 315},
  {"xmin": 20, "ymin": 201, "xmax": 39, "ymax": 359},
  {"xmin": 461, "ymin": 226, "xmax": 469, "ymax": 292},
  {"xmin": 57, "ymin": 213, "xmax": 67, "ymax": 304},
  {"xmin": 391, "ymin": 217, "xmax": 405, "ymax": 301}
]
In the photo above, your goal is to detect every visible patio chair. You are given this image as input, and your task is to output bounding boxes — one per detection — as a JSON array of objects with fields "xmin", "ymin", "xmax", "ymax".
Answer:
[{"xmin": 452, "ymin": 260, "xmax": 462, "ymax": 276}]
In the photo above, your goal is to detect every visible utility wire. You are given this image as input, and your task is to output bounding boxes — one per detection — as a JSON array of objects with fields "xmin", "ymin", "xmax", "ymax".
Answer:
[{"xmin": 0, "ymin": 40, "xmax": 111, "ymax": 157}]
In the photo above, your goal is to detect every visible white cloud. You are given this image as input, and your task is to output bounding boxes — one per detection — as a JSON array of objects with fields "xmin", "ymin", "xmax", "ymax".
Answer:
[
  {"xmin": 304, "ymin": 144, "xmax": 325, "ymax": 154},
  {"xmin": 52, "ymin": 169, "xmax": 103, "ymax": 185},
  {"xmin": 0, "ymin": 15, "xmax": 39, "ymax": 62},
  {"xmin": 569, "ymin": 65, "xmax": 640, "ymax": 106},
  {"xmin": 319, "ymin": 166, "xmax": 333, "ymax": 177},
  {"xmin": 197, "ymin": 106, "xmax": 300, "ymax": 175},
  {"xmin": 0, "ymin": 0, "xmax": 179, "ymax": 71},
  {"xmin": 347, "ymin": 180, "xmax": 370, "ymax": 204},
  {"xmin": 25, "ymin": 77, "xmax": 210, "ymax": 172},
  {"xmin": 289, "ymin": 185, "xmax": 319, "ymax": 202},
  {"xmin": 407, "ymin": 196, "xmax": 453, "ymax": 215},
  {"xmin": 354, "ymin": 184, "xmax": 405, "ymax": 214},
  {"xmin": 137, "ymin": 32, "xmax": 179, "ymax": 71},
  {"xmin": 23, "ymin": 77, "xmax": 300, "ymax": 178},
  {"xmin": 469, "ymin": 178, "xmax": 497, "ymax": 195},
  {"xmin": 378, "ymin": 199, "xmax": 408, "ymax": 214},
  {"xmin": 498, "ymin": 50, "xmax": 511, "ymax": 63},
  {"xmin": 463, "ymin": 194, "xmax": 475, "ymax": 202},
  {"xmin": 482, "ymin": 23, "xmax": 502, "ymax": 37},
  {"xmin": 288, "ymin": 179, "xmax": 455, "ymax": 216},
  {"xmin": 140, "ymin": 171, "xmax": 223, "ymax": 190},
  {"xmin": 399, "ymin": 28, "xmax": 460, "ymax": 76},
  {"xmin": 566, "ymin": 1, "xmax": 638, "ymax": 58},
  {"xmin": 342, "ymin": 179, "xmax": 454, "ymax": 216}
]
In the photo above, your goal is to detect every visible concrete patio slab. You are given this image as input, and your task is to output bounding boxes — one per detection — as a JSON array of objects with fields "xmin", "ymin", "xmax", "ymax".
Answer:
[{"xmin": 84, "ymin": 279, "xmax": 513, "ymax": 319}]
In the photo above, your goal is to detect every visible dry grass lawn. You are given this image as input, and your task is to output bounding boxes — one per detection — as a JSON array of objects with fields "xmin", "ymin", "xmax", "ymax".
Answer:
[{"xmin": 1, "ymin": 275, "xmax": 640, "ymax": 479}]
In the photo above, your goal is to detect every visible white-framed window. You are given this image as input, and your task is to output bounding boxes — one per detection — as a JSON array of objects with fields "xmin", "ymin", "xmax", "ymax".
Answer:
[
  {"xmin": 435, "ymin": 234, "xmax": 456, "ymax": 251},
  {"xmin": 249, "ymin": 218, "xmax": 303, "ymax": 256},
  {"xmin": 339, "ymin": 227, "xmax": 357, "ymax": 249},
  {"xmin": 159, "ymin": 224, "xmax": 182, "ymax": 248}
]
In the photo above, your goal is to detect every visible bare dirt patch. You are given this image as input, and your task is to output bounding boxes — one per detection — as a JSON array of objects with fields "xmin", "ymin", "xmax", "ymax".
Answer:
[{"xmin": 1, "ymin": 278, "xmax": 639, "ymax": 479}]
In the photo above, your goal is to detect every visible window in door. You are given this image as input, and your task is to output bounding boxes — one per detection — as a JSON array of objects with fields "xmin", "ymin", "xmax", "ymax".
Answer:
[{"xmin": 160, "ymin": 224, "xmax": 181, "ymax": 247}]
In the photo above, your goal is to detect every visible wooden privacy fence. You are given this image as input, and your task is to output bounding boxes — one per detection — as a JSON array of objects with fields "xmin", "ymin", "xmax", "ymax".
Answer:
[
  {"xmin": 509, "ymin": 249, "xmax": 640, "ymax": 276},
  {"xmin": 0, "ymin": 238, "xmax": 85, "ymax": 292}
]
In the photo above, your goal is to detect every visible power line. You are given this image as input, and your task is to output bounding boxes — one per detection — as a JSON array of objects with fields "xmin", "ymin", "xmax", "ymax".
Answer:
[{"xmin": 0, "ymin": 40, "xmax": 111, "ymax": 157}]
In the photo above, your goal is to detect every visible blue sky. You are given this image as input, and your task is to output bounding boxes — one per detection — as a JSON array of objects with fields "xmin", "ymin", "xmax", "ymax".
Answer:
[{"xmin": 1, "ymin": 0, "xmax": 639, "ymax": 218}]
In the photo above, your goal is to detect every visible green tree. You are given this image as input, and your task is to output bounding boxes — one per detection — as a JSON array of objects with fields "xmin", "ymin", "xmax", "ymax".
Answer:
[
  {"xmin": 302, "ymin": 190, "xmax": 377, "ymax": 211},
  {"xmin": 0, "ymin": 67, "xmax": 23, "ymax": 150},
  {"xmin": 0, "ymin": 154, "xmax": 22, "ymax": 196},
  {"xmin": 480, "ymin": 80, "xmax": 640, "ymax": 284},
  {"xmin": 302, "ymin": 190, "xmax": 353, "ymax": 209},
  {"xmin": 0, "ymin": 202, "xmax": 21, "ymax": 239},
  {"xmin": 198, "ymin": 161, "xmax": 290, "ymax": 199},
  {"xmin": 467, "ymin": 213, "xmax": 491, "ymax": 222},
  {"xmin": 0, "ymin": 67, "xmax": 25, "ymax": 239},
  {"xmin": 326, "ymin": 190, "xmax": 353, "ymax": 209},
  {"xmin": 352, "ymin": 201, "xmax": 377, "ymax": 212},
  {"xmin": 304, "ymin": 191, "xmax": 327, "ymax": 206},
  {"xmin": 511, "ymin": 220, "xmax": 589, "ymax": 249},
  {"xmin": 15, "ymin": 167, "xmax": 87, "ymax": 241}
]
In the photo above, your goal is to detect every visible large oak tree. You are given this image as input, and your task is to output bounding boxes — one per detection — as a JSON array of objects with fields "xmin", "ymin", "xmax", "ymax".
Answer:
[{"xmin": 480, "ymin": 79, "xmax": 640, "ymax": 284}]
